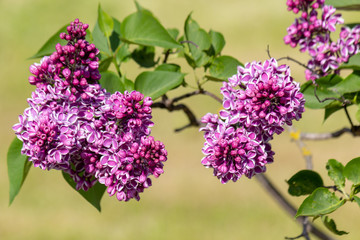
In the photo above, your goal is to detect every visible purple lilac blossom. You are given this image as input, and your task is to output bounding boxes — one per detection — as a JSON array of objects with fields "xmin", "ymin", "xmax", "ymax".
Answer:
[
  {"xmin": 13, "ymin": 19, "xmax": 167, "ymax": 201},
  {"xmin": 200, "ymin": 58, "xmax": 304, "ymax": 183},
  {"xmin": 284, "ymin": 2, "xmax": 360, "ymax": 82}
]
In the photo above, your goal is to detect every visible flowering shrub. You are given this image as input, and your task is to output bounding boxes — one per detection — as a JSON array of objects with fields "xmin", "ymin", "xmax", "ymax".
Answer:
[{"xmin": 6, "ymin": 1, "xmax": 360, "ymax": 239}]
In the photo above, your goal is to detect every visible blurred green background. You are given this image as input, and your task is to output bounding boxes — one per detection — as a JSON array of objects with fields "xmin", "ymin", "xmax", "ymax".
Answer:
[{"xmin": 1, "ymin": 0, "xmax": 359, "ymax": 239}]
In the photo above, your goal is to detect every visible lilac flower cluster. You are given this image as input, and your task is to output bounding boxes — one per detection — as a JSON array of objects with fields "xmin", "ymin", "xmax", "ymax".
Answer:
[
  {"xmin": 13, "ymin": 19, "xmax": 167, "ymax": 201},
  {"xmin": 201, "ymin": 58, "xmax": 305, "ymax": 183},
  {"xmin": 284, "ymin": 1, "xmax": 360, "ymax": 81}
]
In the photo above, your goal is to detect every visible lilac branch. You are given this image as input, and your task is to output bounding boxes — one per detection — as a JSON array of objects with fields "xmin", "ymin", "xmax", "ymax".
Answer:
[
  {"xmin": 256, "ymin": 174, "xmax": 336, "ymax": 240},
  {"xmin": 152, "ymin": 90, "xmax": 222, "ymax": 132},
  {"xmin": 299, "ymin": 127, "xmax": 352, "ymax": 140}
]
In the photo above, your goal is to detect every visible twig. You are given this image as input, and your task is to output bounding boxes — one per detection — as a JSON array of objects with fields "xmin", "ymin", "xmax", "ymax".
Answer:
[
  {"xmin": 172, "ymin": 90, "xmax": 222, "ymax": 104},
  {"xmin": 344, "ymin": 106, "xmax": 354, "ymax": 128},
  {"xmin": 163, "ymin": 49, "xmax": 171, "ymax": 64},
  {"xmin": 256, "ymin": 174, "xmax": 336, "ymax": 240},
  {"xmin": 277, "ymin": 56, "xmax": 313, "ymax": 72},
  {"xmin": 152, "ymin": 98, "xmax": 200, "ymax": 132},
  {"xmin": 300, "ymin": 128, "xmax": 351, "ymax": 140}
]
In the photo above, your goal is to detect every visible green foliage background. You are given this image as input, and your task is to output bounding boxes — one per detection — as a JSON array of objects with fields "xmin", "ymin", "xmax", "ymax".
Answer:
[{"xmin": 0, "ymin": 0, "xmax": 359, "ymax": 239}]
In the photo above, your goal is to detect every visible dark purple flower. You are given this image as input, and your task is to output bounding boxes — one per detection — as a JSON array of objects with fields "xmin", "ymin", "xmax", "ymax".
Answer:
[
  {"xmin": 200, "ymin": 59, "xmax": 304, "ymax": 182},
  {"xmin": 13, "ymin": 19, "xmax": 168, "ymax": 202}
]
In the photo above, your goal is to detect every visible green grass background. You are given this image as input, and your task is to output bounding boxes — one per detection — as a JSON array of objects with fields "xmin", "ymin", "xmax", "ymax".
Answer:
[{"xmin": 0, "ymin": 0, "xmax": 359, "ymax": 239}]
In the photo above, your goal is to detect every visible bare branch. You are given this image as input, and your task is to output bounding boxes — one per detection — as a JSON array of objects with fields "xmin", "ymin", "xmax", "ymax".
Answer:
[
  {"xmin": 256, "ymin": 174, "xmax": 336, "ymax": 240},
  {"xmin": 277, "ymin": 56, "xmax": 312, "ymax": 71},
  {"xmin": 300, "ymin": 128, "xmax": 351, "ymax": 140}
]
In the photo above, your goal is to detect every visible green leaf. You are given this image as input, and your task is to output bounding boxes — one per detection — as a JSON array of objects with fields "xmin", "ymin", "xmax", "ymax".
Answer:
[
  {"xmin": 184, "ymin": 14, "xmax": 212, "ymax": 67},
  {"xmin": 325, "ymin": 0, "xmax": 360, "ymax": 10},
  {"xmin": 321, "ymin": 216, "xmax": 348, "ymax": 235},
  {"xmin": 354, "ymin": 196, "xmax": 360, "ymax": 207},
  {"xmin": 98, "ymin": 4, "xmax": 114, "ymax": 38},
  {"xmin": 99, "ymin": 71, "xmax": 125, "ymax": 93},
  {"xmin": 109, "ymin": 18, "xmax": 121, "ymax": 52},
  {"xmin": 122, "ymin": 76, "xmax": 135, "ymax": 91},
  {"xmin": 339, "ymin": 53, "xmax": 360, "ymax": 71},
  {"xmin": 135, "ymin": 71, "xmax": 185, "ymax": 100},
  {"xmin": 7, "ymin": 137, "xmax": 31, "ymax": 205},
  {"xmin": 344, "ymin": 157, "xmax": 360, "ymax": 185},
  {"xmin": 324, "ymin": 102, "xmax": 343, "ymax": 122},
  {"xmin": 209, "ymin": 55, "xmax": 242, "ymax": 81},
  {"xmin": 93, "ymin": 22, "xmax": 111, "ymax": 56},
  {"xmin": 155, "ymin": 63, "xmax": 181, "ymax": 72},
  {"xmin": 354, "ymin": 184, "xmax": 360, "ymax": 195},
  {"xmin": 116, "ymin": 43, "xmax": 131, "ymax": 65},
  {"xmin": 62, "ymin": 172, "xmax": 106, "ymax": 212},
  {"xmin": 167, "ymin": 28, "xmax": 179, "ymax": 41},
  {"xmin": 330, "ymin": 71, "xmax": 360, "ymax": 95},
  {"xmin": 296, "ymin": 187, "xmax": 346, "ymax": 217},
  {"xmin": 131, "ymin": 46, "xmax": 159, "ymax": 68},
  {"xmin": 287, "ymin": 170, "xmax": 324, "ymax": 196},
  {"xmin": 31, "ymin": 25, "xmax": 67, "ymax": 59},
  {"xmin": 300, "ymin": 74, "xmax": 342, "ymax": 109},
  {"xmin": 326, "ymin": 159, "xmax": 345, "ymax": 188},
  {"xmin": 121, "ymin": 10, "xmax": 181, "ymax": 49},
  {"xmin": 209, "ymin": 30, "xmax": 225, "ymax": 56},
  {"xmin": 98, "ymin": 57, "xmax": 113, "ymax": 72}
]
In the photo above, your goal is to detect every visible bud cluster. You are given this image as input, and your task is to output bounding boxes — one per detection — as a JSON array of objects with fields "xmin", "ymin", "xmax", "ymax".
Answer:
[
  {"xmin": 13, "ymin": 19, "xmax": 167, "ymax": 201},
  {"xmin": 284, "ymin": 2, "xmax": 360, "ymax": 81},
  {"xmin": 201, "ymin": 59, "xmax": 305, "ymax": 183}
]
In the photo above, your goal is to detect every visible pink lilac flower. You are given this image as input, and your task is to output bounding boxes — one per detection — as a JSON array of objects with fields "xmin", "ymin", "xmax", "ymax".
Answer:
[
  {"xmin": 200, "ymin": 59, "xmax": 304, "ymax": 183},
  {"xmin": 284, "ymin": 2, "xmax": 360, "ymax": 82},
  {"xmin": 13, "ymin": 19, "xmax": 167, "ymax": 201},
  {"xmin": 200, "ymin": 114, "xmax": 274, "ymax": 183}
]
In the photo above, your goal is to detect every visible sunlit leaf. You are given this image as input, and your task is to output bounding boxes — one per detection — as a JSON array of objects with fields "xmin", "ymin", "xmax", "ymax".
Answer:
[
  {"xmin": 209, "ymin": 30, "xmax": 225, "ymax": 56},
  {"xmin": 344, "ymin": 157, "xmax": 360, "ymax": 185},
  {"xmin": 135, "ymin": 71, "xmax": 185, "ymax": 100},
  {"xmin": 184, "ymin": 14, "xmax": 212, "ymax": 67},
  {"xmin": 7, "ymin": 137, "xmax": 31, "ymax": 205},
  {"xmin": 98, "ymin": 4, "xmax": 114, "ymax": 38},
  {"xmin": 209, "ymin": 55, "xmax": 242, "ymax": 81},
  {"xmin": 325, "ymin": 0, "xmax": 360, "ymax": 10},
  {"xmin": 300, "ymin": 74, "xmax": 342, "ymax": 109},
  {"xmin": 31, "ymin": 25, "xmax": 67, "ymax": 59},
  {"xmin": 296, "ymin": 187, "xmax": 346, "ymax": 217},
  {"xmin": 326, "ymin": 159, "xmax": 345, "ymax": 188},
  {"xmin": 330, "ymin": 71, "xmax": 360, "ymax": 95},
  {"xmin": 339, "ymin": 53, "xmax": 360, "ymax": 71},
  {"xmin": 155, "ymin": 63, "xmax": 181, "ymax": 72},
  {"xmin": 121, "ymin": 10, "xmax": 181, "ymax": 49}
]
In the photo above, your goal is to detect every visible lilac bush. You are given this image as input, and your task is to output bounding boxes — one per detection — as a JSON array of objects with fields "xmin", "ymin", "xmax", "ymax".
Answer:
[{"xmin": 7, "ymin": 2, "xmax": 360, "ymax": 238}]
